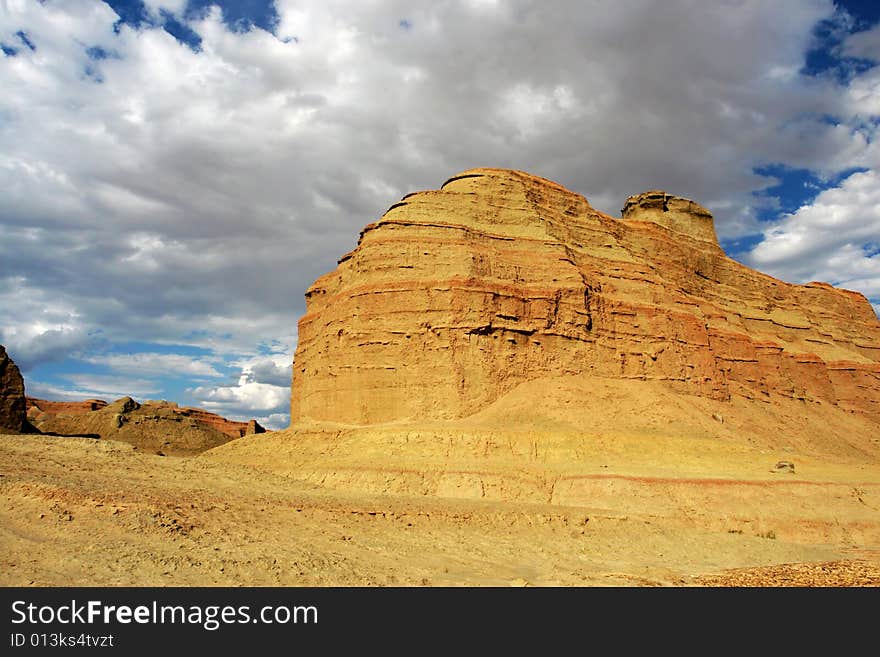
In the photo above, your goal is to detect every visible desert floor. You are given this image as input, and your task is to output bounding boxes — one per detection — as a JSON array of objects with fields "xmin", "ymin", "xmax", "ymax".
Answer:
[{"xmin": 2, "ymin": 426, "xmax": 878, "ymax": 587}]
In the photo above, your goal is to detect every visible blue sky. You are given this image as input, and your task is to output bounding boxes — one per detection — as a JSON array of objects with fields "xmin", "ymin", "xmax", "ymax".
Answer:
[{"xmin": 1, "ymin": 1, "xmax": 879, "ymax": 429}]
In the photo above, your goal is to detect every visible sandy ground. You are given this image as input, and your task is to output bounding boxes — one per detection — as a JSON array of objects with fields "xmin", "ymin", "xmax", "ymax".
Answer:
[{"xmin": 2, "ymin": 425, "xmax": 878, "ymax": 586}]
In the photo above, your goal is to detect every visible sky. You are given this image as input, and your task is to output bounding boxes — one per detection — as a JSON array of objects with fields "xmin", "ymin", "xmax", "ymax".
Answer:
[{"xmin": 1, "ymin": 0, "xmax": 879, "ymax": 430}]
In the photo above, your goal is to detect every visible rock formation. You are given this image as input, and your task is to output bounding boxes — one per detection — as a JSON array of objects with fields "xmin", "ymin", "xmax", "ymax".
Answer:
[
  {"xmin": 28, "ymin": 397, "xmax": 267, "ymax": 441},
  {"xmin": 0, "ymin": 345, "xmax": 27, "ymax": 433},
  {"xmin": 28, "ymin": 396, "xmax": 271, "ymax": 454},
  {"xmin": 291, "ymin": 168, "xmax": 880, "ymax": 426},
  {"xmin": 140, "ymin": 400, "xmax": 260, "ymax": 439},
  {"xmin": 171, "ymin": 405, "xmax": 261, "ymax": 439}
]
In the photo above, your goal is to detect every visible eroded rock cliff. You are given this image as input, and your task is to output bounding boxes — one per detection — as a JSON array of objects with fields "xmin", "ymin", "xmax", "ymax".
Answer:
[{"xmin": 291, "ymin": 168, "xmax": 880, "ymax": 426}]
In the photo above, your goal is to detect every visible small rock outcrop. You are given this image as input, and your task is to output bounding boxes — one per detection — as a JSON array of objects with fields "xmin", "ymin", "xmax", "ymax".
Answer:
[
  {"xmin": 106, "ymin": 396, "xmax": 140, "ymax": 415},
  {"xmin": 0, "ymin": 345, "xmax": 27, "ymax": 433},
  {"xmin": 621, "ymin": 190, "xmax": 718, "ymax": 244}
]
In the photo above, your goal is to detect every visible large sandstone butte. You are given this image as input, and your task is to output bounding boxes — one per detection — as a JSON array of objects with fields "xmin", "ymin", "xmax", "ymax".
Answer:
[
  {"xmin": 291, "ymin": 168, "xmax": 880, "ymax": 428},
  {"xmin": 0, "ymin": 345, "xmax": 27, "ymax": 434}
]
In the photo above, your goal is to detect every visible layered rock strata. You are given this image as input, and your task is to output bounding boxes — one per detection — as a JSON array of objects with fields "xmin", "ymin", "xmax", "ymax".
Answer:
[{"xmin": 291, "ymin": 168, "xmax": 880, "ymax": 425}]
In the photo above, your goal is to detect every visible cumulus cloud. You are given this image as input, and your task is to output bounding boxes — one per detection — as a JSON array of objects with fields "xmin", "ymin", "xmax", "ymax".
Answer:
[
  {"xmin": 260, "ymin": 412, "xmax": 290, "ymax": 428},
  {"xmin": 841, "ymin": 23, "xmax": 880, "ymax": 62},
  {"xmin": 190, "ymin": 380, "xmax": 288, "ymax": 415},
  {"xmin": 747, "ymin": 170, "xmax": 880, "ymax": 299},
  {"xmin": 1, "ymin": 0, "xmax": 879, "ymax": 417},
  {"xmin": 142, "ymin": 0, "xmax": 188, "ymax": 19},
  {"xmin": 187, "ymin": 352, "xmax": 292, "ymax": 427},
  {"xmin": 743, "ymin": 19, "xmax": 880, "ymax": 309},
  {"xmin": 231, "ymin": 353, "xmax": 293, "ymax": 387}
]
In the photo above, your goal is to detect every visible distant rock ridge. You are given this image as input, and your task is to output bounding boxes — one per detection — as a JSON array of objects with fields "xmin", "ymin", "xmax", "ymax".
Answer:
[
  {"xmin": 27, "ymin": 396, "xmax": 267, "ymax": 440},
  {"xmin": 290, "ymin": 167, "xmax": 880, "ymax": 425},
  {"xmin": 27, "ymin": 398, "xmax": 108, "ymax": 417},
  {"xmin": 26, "ymin": 396, "xmax": 270, "ymax": 453}
]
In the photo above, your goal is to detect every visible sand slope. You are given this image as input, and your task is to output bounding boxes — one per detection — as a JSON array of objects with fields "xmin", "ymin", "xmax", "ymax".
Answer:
[{"xmin": 4, "ymin": 375, "xmax": 877, "ymax": 586}]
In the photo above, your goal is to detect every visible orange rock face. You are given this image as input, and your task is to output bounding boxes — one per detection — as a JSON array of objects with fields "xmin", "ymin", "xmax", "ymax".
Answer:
[
  {"xmin": 291, "ymin": 168, "xmax": 880, "ymax": 426},
  {"xmin": 27, "ymin": 398, "xmax": 108, "ymax": 415},
  {"xmin": 171, "ymin": 405, "xmax": 254, "ymax": 439}
]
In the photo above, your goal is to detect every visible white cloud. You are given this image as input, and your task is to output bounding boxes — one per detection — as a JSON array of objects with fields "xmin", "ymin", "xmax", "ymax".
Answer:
[
  {"xmin": 184, "ymin": 352, "xmax": 292, "ymax": 427},
  {"xmin": 25, "ymin": 382, "xmax": 111, "ymax": 402},
  {"xmin": 747, "ymin": 170, "xmax": 880, "ymax": 298},
  {"xmin": 142, "ymin": 1, "xmax": 188, "ymax": 19},
  {"xmin": 229, "ymin": 353, "xmax": 293, "ymax": 387},
  {"xmin": 190, "ymin": 380, "xmax": 289, "ymax": 414},
  {"xmin": 845, "ymin": 67, "xmax": 880, "ymax": 118},
  {"xmin": 29, "ymin": 374, "xmax": 162, "ymax": 401},
  {"xmin": 842, "ymin": 23, "xmax": 880, "ymax": 61},
  {"xmin": 259, "ymin": 412, "xmax": 290, "ymax": 430},
  {"xmin": 82, "ymin": 352, "xmax": 224, "ymax": 378}
]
